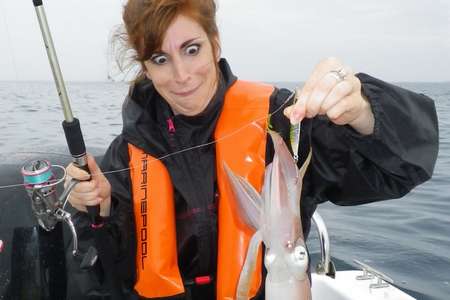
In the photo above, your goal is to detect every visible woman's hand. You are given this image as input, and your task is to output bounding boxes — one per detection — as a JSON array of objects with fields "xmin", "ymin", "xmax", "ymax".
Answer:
[
  {"xmin": 65, "ymin": 154, "xmax": 112, "ymax": 217},
  {"xmin": 284, "ymin": 57, "xmax": 374, "ymax": 135}
]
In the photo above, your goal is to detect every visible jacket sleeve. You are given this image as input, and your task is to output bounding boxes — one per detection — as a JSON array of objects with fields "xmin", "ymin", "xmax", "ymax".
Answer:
[{"xmin": 271, "ymin": 73, "xmax": 439, "ymax": 206}]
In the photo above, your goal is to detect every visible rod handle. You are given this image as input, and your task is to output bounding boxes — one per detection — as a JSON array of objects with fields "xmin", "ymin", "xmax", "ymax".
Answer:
[
  {"xmin": 63, "ymin": 119, "xmax": 87, "ymax": 158},
  {"xmin": 62, "ymin": 119, "xmax": 101, "ymax": 226},
  {"xmin": 75, "ymin": 163, "xmax": 101, "ymax": 223}
]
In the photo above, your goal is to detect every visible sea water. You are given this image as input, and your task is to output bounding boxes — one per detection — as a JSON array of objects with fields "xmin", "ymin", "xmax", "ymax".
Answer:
[{"xmin": 0, "ymin": 80, "xmax": 449, "ymax": 300}]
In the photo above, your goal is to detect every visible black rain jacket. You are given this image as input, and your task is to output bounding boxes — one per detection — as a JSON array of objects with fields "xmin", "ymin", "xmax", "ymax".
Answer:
[{"xmin": 67, "ymin": 59, "xmax": 439, "ymax": 300}]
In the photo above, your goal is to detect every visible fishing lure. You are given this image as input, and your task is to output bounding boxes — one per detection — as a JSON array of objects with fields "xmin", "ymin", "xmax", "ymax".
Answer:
[{"xmin": 289, "ymin": 88, "xmax": 301, "ymax": 163}]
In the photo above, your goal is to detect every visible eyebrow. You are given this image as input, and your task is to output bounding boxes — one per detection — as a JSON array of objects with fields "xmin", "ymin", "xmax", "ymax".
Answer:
[
  {"xmin": 153, "ymin": 37, "xmax": 203, "ymax": 56},
  {"xmin": 180, "ymin": 37, "xmax": 202, "ymax": 49}
]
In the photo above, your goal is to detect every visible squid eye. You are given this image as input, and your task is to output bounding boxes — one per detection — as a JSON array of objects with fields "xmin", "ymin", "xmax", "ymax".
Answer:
[
  {"xmin": 185, "ymin": 44, "xmax": 200, "ymax": 56},
  {"xmin": 150, "ymin": 54, "xmax": 168, "ymax": 65}
]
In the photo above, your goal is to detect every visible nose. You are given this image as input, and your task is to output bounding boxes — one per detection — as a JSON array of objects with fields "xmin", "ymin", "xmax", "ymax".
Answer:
[{"xmin": 172, "ymin": 57, "xmax": 190, "ymax": 84}]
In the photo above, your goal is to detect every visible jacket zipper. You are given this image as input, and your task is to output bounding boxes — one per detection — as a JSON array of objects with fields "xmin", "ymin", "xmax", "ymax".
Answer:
[
  {"xmin": 165, "ymin": 116, "xmax": 212, "ymax": 275},
  {"xmin": 167, "ymin": 117, "xmax": 176, "ymax": 135}
]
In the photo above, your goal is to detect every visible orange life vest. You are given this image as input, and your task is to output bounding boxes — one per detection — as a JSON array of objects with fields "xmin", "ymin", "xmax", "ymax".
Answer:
[{"xmin": 128, "ymin": 80, "xmax": 274, "ymax": 299}]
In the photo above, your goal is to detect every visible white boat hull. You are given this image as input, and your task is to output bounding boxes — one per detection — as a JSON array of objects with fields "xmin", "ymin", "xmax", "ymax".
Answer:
[{"xmin": 312, "ymin": 271, "xmax": 415, "ymax": 300}]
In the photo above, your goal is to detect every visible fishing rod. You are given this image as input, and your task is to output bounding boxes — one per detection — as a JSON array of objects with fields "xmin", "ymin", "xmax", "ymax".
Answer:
[
  {"xmin": 31, "ymin": 0, "xmax": 100, "ymax": 225},
  {"xmin": 17, "ymin": 0, "xmax": 102, "ymax": 268}
]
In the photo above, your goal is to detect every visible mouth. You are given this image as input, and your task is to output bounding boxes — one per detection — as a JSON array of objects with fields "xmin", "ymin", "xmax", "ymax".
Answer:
[{"xmin": 172, "ymin": 84, "xmax": 200, "ymax": 97}]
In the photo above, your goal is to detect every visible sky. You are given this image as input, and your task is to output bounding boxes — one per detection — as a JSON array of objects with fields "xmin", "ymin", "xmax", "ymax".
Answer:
[{"xmin": 0, "ymin": 0, "xmax": 449, "ymax": 82}]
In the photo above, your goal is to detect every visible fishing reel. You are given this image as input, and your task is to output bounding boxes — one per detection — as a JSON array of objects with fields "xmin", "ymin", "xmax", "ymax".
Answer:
[{"xmin": 21, "ymin": 159, "xmax": 97, "ymax": 268}]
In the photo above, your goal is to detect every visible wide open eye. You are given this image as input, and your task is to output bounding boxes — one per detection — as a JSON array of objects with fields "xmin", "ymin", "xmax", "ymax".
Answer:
[
  {"xmin": 150, "ymin": 54, "xmax": 168, "ymax": 65},
  {"xmin": 184, "ymin": 44, "xmax": 200, "ymax": 56}
]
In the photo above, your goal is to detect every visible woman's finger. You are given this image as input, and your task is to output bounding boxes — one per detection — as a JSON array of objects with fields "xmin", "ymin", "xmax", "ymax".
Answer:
[
  {"xmin": 326, "ymin": 96, "xmax": 354, "ymax": 125},
  {"xmin": 86, "ymin": 154, "xmax": 103, "ymax": 178},
  {"xmin": 70, "ymin": 179, "xmax": 98, "ymax": 194},
  {"xmin": 304, "ymin": 71, "xmax": 341, "ymax": 118},
  {"xmin": 319, "ymin": 79, "xmax": 354, "ymax": 115},
  {"xmin": 291, "ymin": 61, "xmax": 329, "ymax": 121},
  {"xmin": 67, "ymin": 180, "xmax": 101, "ymax": 205},
  {"xmin": 283, "ymin": 88, "xmax": 305, "ymax": 124},
  {"xmin": 293, "ymin": 57, "xmax": 345, "ymax": 121},
  {"xmin": 83, "ymin": 198, "xmax": 102, "ymax": 206},
  {"xmin": 71, "ymin": 187, "xmax": 101, "ymax": 199},
  {"xmin": 66, "ymin": 162, "xmax": 90, "ymax": 181},
  {"xmin": 289, "ymin": 88, "xmax": 307, "ymax": 124}
]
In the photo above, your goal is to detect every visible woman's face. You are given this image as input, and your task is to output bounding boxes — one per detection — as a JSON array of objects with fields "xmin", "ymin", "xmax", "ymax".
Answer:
[{"xmin": 144, "ymin": 14, "xmax": 219, "ymax": 116}]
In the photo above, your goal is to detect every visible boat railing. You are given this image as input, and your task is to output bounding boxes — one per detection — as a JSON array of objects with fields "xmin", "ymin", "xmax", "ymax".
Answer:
[{"xmin": 312, "ymin": 212, "xmax": 336, "ymax": 277}]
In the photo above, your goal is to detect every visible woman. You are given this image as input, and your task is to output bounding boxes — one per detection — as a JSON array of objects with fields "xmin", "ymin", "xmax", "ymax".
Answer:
[{"xmin": 66, "ymin": 0, "xmax": 438, "ymax": 299}]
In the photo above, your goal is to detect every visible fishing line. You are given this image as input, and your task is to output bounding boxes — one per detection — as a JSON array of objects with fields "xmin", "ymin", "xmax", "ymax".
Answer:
[
  {"xmin": 0, "ymin": 89, "xmax": 296, "ymax": 190},
  {"xmin": 103, "ymin": 89, "xmax": 295, "ymax": 175},
  {"xmin": 0, "ymin": 183, "xmax": 29, "ymax": 190},
  {"xmin": 0, "ymin": 164, "xmax": 66, "ymax": 190}
]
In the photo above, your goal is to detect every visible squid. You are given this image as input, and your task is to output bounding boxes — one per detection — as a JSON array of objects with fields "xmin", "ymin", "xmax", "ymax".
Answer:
[{"xmin": 224, "ymin": 130, "xmax": 312, "ymax": 300}]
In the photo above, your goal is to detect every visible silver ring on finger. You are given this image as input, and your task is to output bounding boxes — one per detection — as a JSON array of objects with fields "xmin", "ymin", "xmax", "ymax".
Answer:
[{"xmin": 328, "ymin": 68, "xmax": 348, "ymax": 83}]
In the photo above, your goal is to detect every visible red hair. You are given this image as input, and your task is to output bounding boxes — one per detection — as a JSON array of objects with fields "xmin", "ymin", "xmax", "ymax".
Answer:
[{"xmin": 114, "ymin": 0, "xmax": 220, "ymax": 82}]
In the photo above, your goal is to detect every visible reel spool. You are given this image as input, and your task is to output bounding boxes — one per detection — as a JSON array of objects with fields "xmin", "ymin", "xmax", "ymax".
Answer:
[{"xmin": 21, "ymin": 160, "xmax": 59, "ymax": 231}]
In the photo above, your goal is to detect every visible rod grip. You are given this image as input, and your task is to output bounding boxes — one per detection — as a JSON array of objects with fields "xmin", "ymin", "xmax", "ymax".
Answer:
[
  {"xmin": 62, "ymin": 119, "xmax": 101, "ymax": 226},
  {"xmin": 62, "ymin": 118, "xmax": 86, "ymax": 158},
  {"xmin": 76, "ymin": 163, "xmax": 101, "ymax": 225}
]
